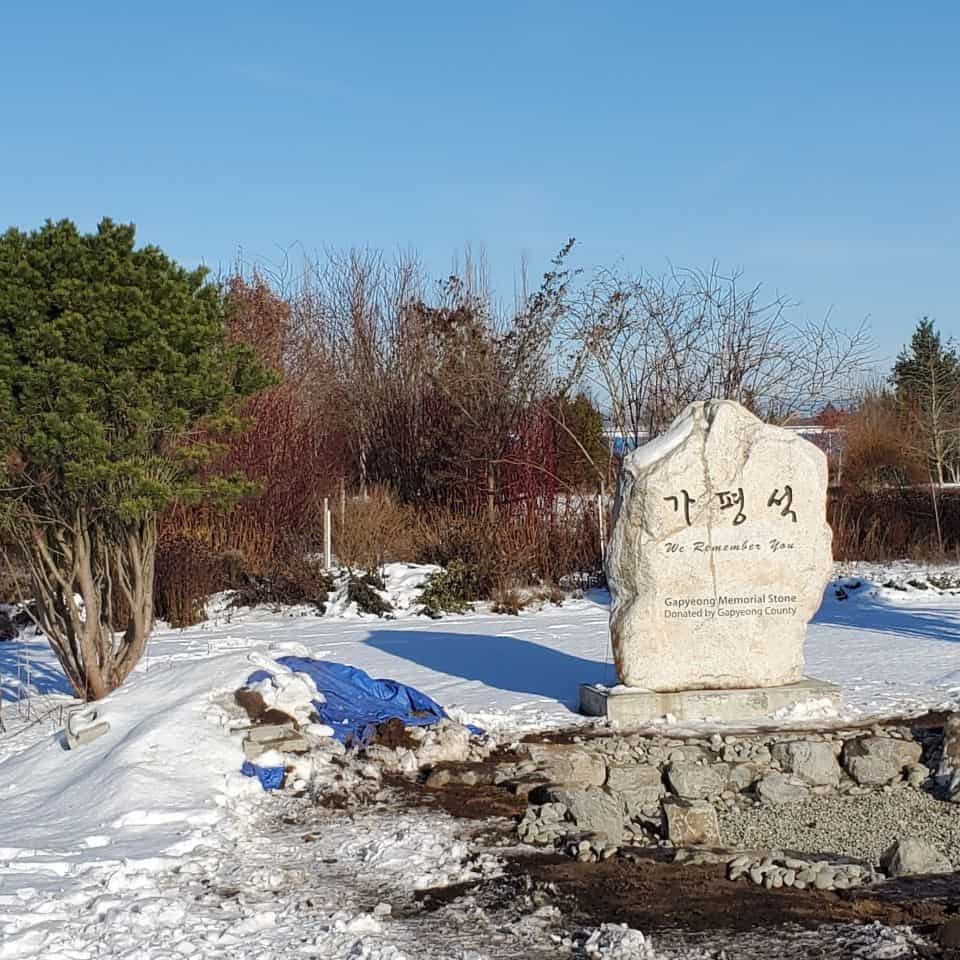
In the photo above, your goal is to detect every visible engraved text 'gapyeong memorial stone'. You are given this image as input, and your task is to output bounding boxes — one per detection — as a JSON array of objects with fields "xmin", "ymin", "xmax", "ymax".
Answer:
[{"xmin": 607, "ymin": 400, "xmax": 833, "ymax": 692}]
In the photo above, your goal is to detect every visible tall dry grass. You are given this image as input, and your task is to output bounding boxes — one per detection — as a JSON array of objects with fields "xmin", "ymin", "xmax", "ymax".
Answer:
[
  {"xmin": 829, "ymin": 489, "xmax": 960, "ymax": 562},
  {"xmin": 334, "ymin": 488, "xmax": 605, "ymax": 595}
]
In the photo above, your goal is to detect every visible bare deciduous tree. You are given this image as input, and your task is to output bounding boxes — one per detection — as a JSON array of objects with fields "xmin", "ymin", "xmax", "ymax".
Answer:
[{"xmin": 562, "ymin": 263, "xmax": 872, "ymax": 443}]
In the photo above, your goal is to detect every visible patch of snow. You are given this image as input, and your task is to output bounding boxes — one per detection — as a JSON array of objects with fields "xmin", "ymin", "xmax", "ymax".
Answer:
[
  {"xmin": 1, "ymin": 559, "xmax": 960, "ymax": 956},
  {"xmin": 623, "ymin": 409, "xmax": 694, "ymax": 474},
  {"xmin": 772, "ymin": 697, "xmax": 841, "ymax": 722}
]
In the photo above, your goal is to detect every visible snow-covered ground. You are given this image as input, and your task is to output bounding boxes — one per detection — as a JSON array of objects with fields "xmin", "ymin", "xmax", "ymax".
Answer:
[{"xmin": 1, "ymin": 562, "xmax": 959, "ymax": 958}]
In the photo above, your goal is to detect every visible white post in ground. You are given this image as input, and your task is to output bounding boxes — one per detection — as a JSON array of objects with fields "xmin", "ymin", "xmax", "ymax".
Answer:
[
  {"xmin": 323, "ymin": 496, "xmax": 332, "ymax": 570},
  {"xmin": 597, "ymin": 486, "xmax": 606, "ymax": 563}
]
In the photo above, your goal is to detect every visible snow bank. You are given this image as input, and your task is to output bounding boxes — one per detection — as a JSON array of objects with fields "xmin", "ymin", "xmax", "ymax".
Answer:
[
  {"xmin": 0, "ymin": 654, "xmax": 254, "ymax": 861},
  {"xmin": 1, "ymin": 560, "xmax": 959, "ymax": 956}
]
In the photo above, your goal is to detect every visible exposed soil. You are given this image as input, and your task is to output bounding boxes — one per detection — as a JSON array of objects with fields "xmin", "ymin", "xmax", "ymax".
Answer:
[
  {"xmin": 508, "ymin": 853, "xmax": 960, "ymax": 935},
  {"xmin": 372, "ymin": 718, "xmax": 421, "ymax": 749},
  {"xmin": 414, "ymin": 847, "xmax": 960, "ymax": 937},
  {"xmin": 234, "ymin": 688, "xmax": 268, "ymax": 721},
  {"xmin": 233, "ymin": 688, "xmax": 300, "ymax": 728},
  {"xmin": 393, "ymin": 733, "xmax": 960, "ymax": 950},
  {"xmin": 386, "ymin": 768, "xmax": 527, "ymax": 820}
]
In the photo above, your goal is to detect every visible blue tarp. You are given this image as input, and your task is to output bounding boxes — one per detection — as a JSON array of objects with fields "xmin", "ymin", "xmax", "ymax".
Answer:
[
  {"xmin": 245, "ymin": 657, "xmax": 479, "ymax": 748},
  {"xmin": 240, "ymin": 760, "xmax": 284, "ymax": 791}
]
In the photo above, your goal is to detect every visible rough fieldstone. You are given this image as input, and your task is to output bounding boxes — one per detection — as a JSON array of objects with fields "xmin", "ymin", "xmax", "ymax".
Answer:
[
  {"xmin": 938, "ymin": 714, "xmax": 960, "ymax": 801},
  {"xmin": 813, "ymin": 871, "xmax": 834, "ymax": 890},
  {"xmin": 666, "ymin": 762, "xmax": 725, "ymax": 800},
  {"xmin": 666, "ymin": 744, "xmax": 711, "ymax": 764},
  {"xmin": 414, "ymin": 722, "xmax": 472, "ymax": 768},
  {"xmin": 606, "ymin": 764, "xmax": 664, "ymax": 815},
  {"xmin": 606, "ymin": 399, "xmax": 833, "ymax": 690},
  {"xmin": 543, "ymin": 786, "xmax": 624, "ymax": 845},
  {"xmin": 661, "ymin": 798, "xmax": 721, "ymax": 846},
  {"xmin": 728, "ymin": 762, "xmax": 764, "ymax": 792},
  {"xmin": 771, "ymin": 740, "xmax": 842, "ymax": 787},
  {"xmin": 905, "ymin": 763, "xmax": 928, "ymax": 788},
  {"xmin": 247, "ymin": 722, "xmax": 298, "ymax": 742},
  {"xmin": 425, "ymin": 768, "xmax": 451, "ymax": 788},
  {"xmin": 523, "ymin": 744, "xmax": 606, "ymax": 787},
  {"xmin": 243, "ymin": 735, "xmax": 309, "ymax": 760},
  {"xmin": 756, "ymin": 772, "xmax": 810, "ymax": 804},
  {"xmin": 880, "ymin": 838, "xmax": 951, "ymax": 877},
  {"xmin": 65, "ymin": 718, "xmax": 110, "ymax": 749},
  {"xmin": 845, "ymin": 755, "xmax": 899, "ymax": 786},
  {"xmin": 843, "ymin": 736, "xmax": 922, "ymax": 773}
]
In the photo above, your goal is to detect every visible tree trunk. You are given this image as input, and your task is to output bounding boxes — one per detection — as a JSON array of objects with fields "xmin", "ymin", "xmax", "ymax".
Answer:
[
  {"xmin": 930, "ymin": 473, "xmax": 944, "ymax": 555},
  {"xmin": 27, "ymin": 511, "xmax": 157, "ymax": 701}
]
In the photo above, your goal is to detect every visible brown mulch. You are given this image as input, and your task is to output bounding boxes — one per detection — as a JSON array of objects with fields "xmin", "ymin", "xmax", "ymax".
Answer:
[
  {"xmin": 234, "ymin": 688, "xmax": 299, "ymax": 728},
  {"xmin": 385, "ymin": 769, "xmax": 528, "ymax": 820},
  {"xmin": 371, "ymin": 718, "xmax": 421, "ymax": 749},
  {"xmin": 508, "ymin": 854, "xmax": 960, "ymax": 935}
]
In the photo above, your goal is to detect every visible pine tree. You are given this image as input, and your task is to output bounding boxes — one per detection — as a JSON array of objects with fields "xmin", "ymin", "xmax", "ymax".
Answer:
[
  {"xmin": 549, "ymin": 393, "xmax": 610, "ymax": 489},
  {"xmin": 890, "ymin": 317, "xmax": 960, "ymax": 487},
  {"xmin": 892, "ymin": 318, "xmax": 959, "ymax": 400},
  {"xmin": 0, "ymin": 218, "xmax": 273, "ymax": 699}
]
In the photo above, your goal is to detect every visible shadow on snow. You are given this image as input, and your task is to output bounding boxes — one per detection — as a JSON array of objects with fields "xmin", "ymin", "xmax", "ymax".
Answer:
[
  {"xmin": 0, "ymin": 635, "xmax": 73, "ymax": 701},
  {"xmin": 364, "ymin": 629, "xmax": 616, "ymax": 708},
  {"xmin": 813, "ymin": 589, "xmax": 960, "ymax": 645}
]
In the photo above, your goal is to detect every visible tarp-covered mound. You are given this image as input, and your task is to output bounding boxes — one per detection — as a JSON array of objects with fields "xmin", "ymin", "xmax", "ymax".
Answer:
[{"xmin": 246, "ymin": 657, "xmax": 451, "ymax": 747}]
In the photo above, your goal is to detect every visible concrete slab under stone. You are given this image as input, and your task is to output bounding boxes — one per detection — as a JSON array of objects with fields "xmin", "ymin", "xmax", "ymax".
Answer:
[{"xmin": 579, "ymin": 677, "xmax": 840, "ymax": 724}]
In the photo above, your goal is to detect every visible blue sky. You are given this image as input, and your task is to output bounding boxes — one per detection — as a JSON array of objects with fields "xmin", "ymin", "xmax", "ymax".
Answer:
[{"xmin": 2, "ymin": 2, "xmax": 957, "ymax": 363}]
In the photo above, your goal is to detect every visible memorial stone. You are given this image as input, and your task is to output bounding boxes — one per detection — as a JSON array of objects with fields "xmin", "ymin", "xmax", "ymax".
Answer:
[{"xmin": 580, "ymin": 399, "xmax": 839, "ymax": 722}]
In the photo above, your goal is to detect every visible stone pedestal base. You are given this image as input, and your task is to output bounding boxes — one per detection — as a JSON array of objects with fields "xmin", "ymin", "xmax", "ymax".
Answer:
[{"xmin": 578, "ymin": 677, "xmax": 841, "ymax": 724}]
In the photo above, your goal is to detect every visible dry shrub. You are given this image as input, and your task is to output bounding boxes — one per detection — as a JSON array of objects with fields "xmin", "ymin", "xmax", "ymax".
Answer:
[
  {"xmin": 413, "ymin": 512, "xmax": 494, "ymax": 595},
  {"xmin": 218, "ymin": 274, "xmax": 345, "ymax": 545},
  {"xmin": 829, "ymin": 489, "xmax": 960, "ymax": 561},
  {"xmin": 491, "ymin": 582, "xmax": 565, "ymax": 615},
  {"xmin": 532, "ymin": 503, "xmax": 604, "ymax": 586},
  {"xmin": 161, "ymin": 509, "xmax": 279, "ymax": 575},
  {"xmin": 336, "ymin": 487, "xmax": 418, "ymax": 572},
  {"xmin": 154, "ymin": 537, "xmax": 224, "ymax": 628},
  {"xmin": 842, "ymin": 393, "xmax": 924, "ymax": 488},
  {"xmin": 414, "ymin": 499, "xmax": 602, "ymax": 599},
  {"xmin": 229, "ymin": 555, "xmax": 334, "ymax": 612},
  {"xmin": 490, "ymin": 585, "xmax": 526, "ymax": 615},
  {"xmin": 157, "ymin": 275, "xmax": 348, "ymax": 617}
]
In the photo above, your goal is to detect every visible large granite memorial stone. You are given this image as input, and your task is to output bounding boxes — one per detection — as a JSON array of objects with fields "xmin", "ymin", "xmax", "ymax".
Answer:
[{"xmin": 580, "ymin": 399, "xmax": 838, "ymax": 722}]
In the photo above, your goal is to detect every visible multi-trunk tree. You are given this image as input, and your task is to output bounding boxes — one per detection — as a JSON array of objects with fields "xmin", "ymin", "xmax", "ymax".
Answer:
[{"xmin": 0, "ymin": 219, "xmax": 272, "ymax": 699}]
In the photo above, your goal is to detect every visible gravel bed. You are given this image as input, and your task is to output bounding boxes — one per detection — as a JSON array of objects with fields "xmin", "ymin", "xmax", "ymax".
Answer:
[{"xmin": 719, "ymin": 789, "xmax": 960, "ymax": 867}]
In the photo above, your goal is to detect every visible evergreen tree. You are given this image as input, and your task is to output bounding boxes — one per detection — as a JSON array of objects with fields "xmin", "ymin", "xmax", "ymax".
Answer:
[
  {"xmin": 890, "ymin": 317, "xmax": 960, "ymax": 486},
  {"xmin": 892, "ymin": 317, "xmax": 959, "ymax": 399},
  {"xmin": 0, "ymin": 218, "xmax": 273, "ymax": 698},
  {"xmin": 549, "ymin": 393, "xmax": 610, "ymax": 489}
]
